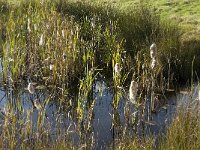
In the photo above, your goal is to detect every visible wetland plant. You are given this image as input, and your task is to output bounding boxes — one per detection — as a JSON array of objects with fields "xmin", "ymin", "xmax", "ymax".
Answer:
[
  {"xmin": 33, "ymin": 99, "xmax": 42, "ymax": 111},
  {"xmin": 150, "ymin": 43, "xmax": 158, "ymax": 113},
  {"xmin": 0, "ymin": 0, "xmax": 200, "ymax": 149},
  {"xmin": 28, "ymin": 82, "xmax": 35, "ymax": 94},
  {"xmin": 114, "ymin": 63, "xmax": 121, "ymax": 75},
  {"xmin": 129, "ymin": 80, "xmax": 138, "ymax": 104}
]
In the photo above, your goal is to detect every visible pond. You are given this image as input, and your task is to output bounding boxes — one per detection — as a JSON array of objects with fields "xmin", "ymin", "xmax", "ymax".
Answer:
[{"xmin": 1, "ymin": 77, "xmax": 195, "ymax": 149}]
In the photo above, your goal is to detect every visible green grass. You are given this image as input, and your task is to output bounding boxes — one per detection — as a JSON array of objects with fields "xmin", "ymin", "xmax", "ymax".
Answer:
[
  {"xmin": 7, "ymin": 0, "xmax": 200, "ymax": 26},
  {"xmin": 159, "ymin": 99, "xmax": 200, "ymax": 150},
  {"xmin": 89, "ymin": 0, "xmax": 200, "ymax": 40}
]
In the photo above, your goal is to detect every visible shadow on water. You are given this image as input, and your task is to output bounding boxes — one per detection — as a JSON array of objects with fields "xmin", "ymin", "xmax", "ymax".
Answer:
[{"xmin": 1, "ymin": 78, "xmax": 193, "ymax": 149}]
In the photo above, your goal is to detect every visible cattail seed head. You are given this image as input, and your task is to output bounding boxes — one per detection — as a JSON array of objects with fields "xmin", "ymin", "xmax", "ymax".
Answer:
[
  {"xmin": 41, "ymin": 0, "xmax": 44, "ymax": 5},
  {"xmin": 151, "ymin": 58, "xmax": 157, "ymax": 69},
  {"xmin": 34, "ymin": 99, "xmax": 42, "ymax": 111},
  {"xmin": 27, "ymin": 18, "xmax": 31, "ymax": 33},
  {"xmin": 91, "ymin": 17, "xmax": 96, "ymax": 28},
  {"xmin": 62, "ymin": 30, "xmax": 65, "ymax": 38},
  {"xmin": 39, "ymin": 34, "xmax": 44, "ymax": 46},
  {"xmin": 150, "ymin": 43, "xmax": 157, "ymax": 59},
  {"xmin": 50, "ymin": 64, "xmax": 54, "ymax": 70},
  {"xmin": 129, "ymin": 80, "xmax": 138, "ymax": 104},
  {"xmin": 114, "ymin": 63, "xmax": 121, "ymax": 74},
  {"xmin": 34, "ymin": 24, "xmax": 37, "ymax": 31},
  {"xmin": 28, "ymin": 82, "xmax": 35, "ymax": 94}
]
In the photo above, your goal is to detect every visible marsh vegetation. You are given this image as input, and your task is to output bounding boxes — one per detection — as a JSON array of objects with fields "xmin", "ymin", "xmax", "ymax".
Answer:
[{"xmin": 0, "ymin": 0, "xmax": 200, "ymax": 149}]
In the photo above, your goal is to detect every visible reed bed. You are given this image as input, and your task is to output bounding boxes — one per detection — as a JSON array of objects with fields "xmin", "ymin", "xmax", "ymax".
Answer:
[{"xmin": 0, "ymin": 0, "xmax": 200, "ymax": 149}]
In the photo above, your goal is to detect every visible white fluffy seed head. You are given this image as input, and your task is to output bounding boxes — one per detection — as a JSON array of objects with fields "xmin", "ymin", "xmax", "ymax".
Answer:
[
  {"xmin": 129, "ymin": 80, "xmax": 138, "ymax": 104},
  {"xmin": 27, "ymin": 18, "xmax": 31, "ymax": 33},
  {"xmin": 34, "ymin": 24, "xmax": 37, "ymax": 31},
  {"xmin": 34, "ymin": 99, "xmax": 42, "ymax": 111},
  {"xmin": 150, "ymin": 43, "xmax": 157, "ymax": 59},
  {"xmin": 39, "ymin": 34, "xmax": 44, "ymax": 46},
  {"xmin": 114, "ymin": 63, "xmax": 121, "ymax": 74},
  {"xmin": 62, "ymin": 30, "xmax": 65, "ymax": 38},
  {"xmin": 151, "ymin": 58, "xmax": 157, "ymax": 69},
  {"xmin": 41, "ymin": 0, "xmax": 44, "ymax": 5},
  {"xmin": 50, "ymin": 64, "xmax": 54, "ymax": 71},
  {"xmin": 28, "ymin": 82, "xmax": 35, "ymax": 94},
  {"xmin": 91, "ymin": 17, "xmax": 95, "ymax": 28}
]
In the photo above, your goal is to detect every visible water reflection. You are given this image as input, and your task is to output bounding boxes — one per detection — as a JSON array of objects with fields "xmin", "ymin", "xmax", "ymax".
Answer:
[{"xmin": 0, "ymin": 79, "xmax": 198, "ymax": 149}]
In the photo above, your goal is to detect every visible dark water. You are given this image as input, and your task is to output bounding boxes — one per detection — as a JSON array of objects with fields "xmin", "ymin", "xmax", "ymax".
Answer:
[{"xmin": 0, "ymin": 78, "xmax": 199, "ymax": 149}]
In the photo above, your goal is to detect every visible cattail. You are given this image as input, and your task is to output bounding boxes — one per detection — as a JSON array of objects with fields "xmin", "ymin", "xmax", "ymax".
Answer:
[
  {"xmin": 41, "ymin": 0, "xmax": 44, "ymax": 5},
  {"xmin": 27, "ymin": 18, "xmax": 31, "ymax": 33},
  {"xmin": 44, "ymin": 57, "xmax": 50, "ymax": 63},
  {"xmin": 57, "ymin": 30, "xmax": 60, "ymax": 37},
  {"xmin": 3, "ymin": 108, "xmax": 8, "ymax": 128},
  {"xmin": 39, "ymin": 34, "xmax": 44, "ymax": 46},
  {"xmin": 28, "ymin": 82, "xmax": 35, "ymax": 94},
  {"xmin": 150, "ymin": 43, "xmax": 157, "ymax": 59},
  {"xmin": 151, "ymin": 58, "xmax": 157, "ymax": 69},
  {"xmin": 50, "ymin": 64, "xmax": 54, "ymax": 70},
  {"xmin": 8, "ymin": 58, "xmax": 14, "ymax": 62},
  {"xmin": 114, "ymin": 63, "xmax": 121, "ymax": 74},
  {"xmin": 62, "ymin": 30, "xmax": 65, "ymax": 38},
  {"xmin": 91, "ymin": 17, "xmax": 96, "ymax": 28},
  {"xmin": 34, "ymin": 99, "xmax": 42, "ymax": 111},
  {"xmin": 150, "ymin": 43, "xmax": 157, "ymax": 69},
  {"xmin": 34, "ymin": 24, "xmax": 37, "ymax": 31},
  {"xmin": 129, "ymin": 80, "xmax": 138, "ymax": 104}
]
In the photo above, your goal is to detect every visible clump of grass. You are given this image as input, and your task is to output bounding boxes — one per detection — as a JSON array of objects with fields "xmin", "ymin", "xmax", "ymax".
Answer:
[
  {"xmin": 114, "ymin": 136, "xmax": 155, "ymax": 150},
  {"xmin": 0, "ymin": 96, "xmax": 74, "ymax": 149},
  {"xmin": 159, "ymin": 99, "xmax": 200, "ymax": 150}
]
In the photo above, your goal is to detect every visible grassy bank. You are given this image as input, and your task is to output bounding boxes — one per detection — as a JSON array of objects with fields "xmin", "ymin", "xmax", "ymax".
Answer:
[{"xmin": 92, "ymin": 0, "xmax": 200, "ymax": 39}]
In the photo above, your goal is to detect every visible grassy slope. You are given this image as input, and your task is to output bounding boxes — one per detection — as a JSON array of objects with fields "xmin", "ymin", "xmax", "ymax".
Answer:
[
  {"xmin": 93, "ymin": 0, "xmax": 200, "ymax": 41},
  {"xmin": 8, "ymin": 0, "xmax": 200, "ymax": 33}
]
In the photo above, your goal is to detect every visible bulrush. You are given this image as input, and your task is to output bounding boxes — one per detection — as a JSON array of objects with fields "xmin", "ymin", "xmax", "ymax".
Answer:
[
  {"xmin": 39, "ymin": 34, "xmax": 44, "ymax": 46},
  {"xmin": 27, "ymin": 18, "xmax": 31, "ymax": 33},
  {"xmin": 28, "ymin": 82, "xmax": 35, "ymax": 94},
  {"xmin": 62, "ymin": 30, "xmax": 65, "ymax": 38},
  {"xmin": 34, "ymin": 24, "xmax": 37, "ymax": 31},
  {"xmin": 40, "ymin": 0, "xmax": 44, "ymax": 5},
  {"xmin": 129, "ymin": 80, "xmax": 138, "ymax": 104},
  {"xmin": 150, "ymin": 43, "xmax": 157, "ymax": 70},
  {"xmin": 151, "ymin": 58, "xmax": 157, "ymax": 70},
  {"xmin": 50, "ymin": 64, "xmax": 54, "ymax": 71},
  {"xmin": 91, "ymin": 17, "xmax": 96, "ymax": 28},
  {"xmin": 150, "ymin": 43, "xmax": 157, "ymax": 59},
  {"xmin": 34, "ymin": 99, "xmax": 42, "ymax": 111},
  {"xmin": 114, "ymin": 63, "xmax": 121, "ymax": 74}
]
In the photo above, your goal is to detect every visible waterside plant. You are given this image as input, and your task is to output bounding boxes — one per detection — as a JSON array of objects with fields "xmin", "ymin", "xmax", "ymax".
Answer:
[{"xmin": 0, "ymin": 0, "xmax": 200, "ymax": 149}]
